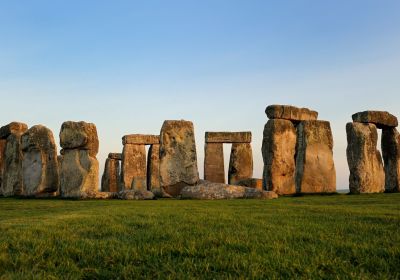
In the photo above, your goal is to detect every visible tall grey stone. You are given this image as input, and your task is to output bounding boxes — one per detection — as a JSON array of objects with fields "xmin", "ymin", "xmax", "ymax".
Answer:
[
  {"xmin": 147, "ymin": 144, "xmax": 161, "ymax": 191},
  {"xmin": 101, "ymin": 158, "xmax": 120, "ymax": 193},
  {"xmin": 228, "ymin": 143, "xmax": 253, "ymax": 185}
]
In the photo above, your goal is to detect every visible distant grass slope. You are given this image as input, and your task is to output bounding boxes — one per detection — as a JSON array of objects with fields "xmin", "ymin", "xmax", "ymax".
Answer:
[{"xmin": 0, "ymin": 194, "xmax": 399, "ymax": 279}]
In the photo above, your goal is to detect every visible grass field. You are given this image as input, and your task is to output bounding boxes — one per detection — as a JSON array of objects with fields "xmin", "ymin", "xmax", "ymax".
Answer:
[{"xmin": 0, "ymin": 194, "xmax": 399, "ymax": 279}]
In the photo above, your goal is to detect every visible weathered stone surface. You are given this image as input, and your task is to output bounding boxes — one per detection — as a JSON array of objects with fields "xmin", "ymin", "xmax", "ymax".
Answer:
[
  {"xmin": 118, "ymin": 190, "xmax": 155, "ymax": 200},
  {"xmin": 205, "ymin": 132, "xmax": 252, "ymax": 143},
  {"xmin": 101, "ymin": 158, "xmax": 120, "ymax": 192},
  {"xmin": 0, "ymin": 139, "xmax": 6, "ymax": 195},
  {"xmin": 204, "ymin": 143, "xmax": 225, "ymax": 184},
  {"xmin": 121, "ymin": 144, "xmax": 147, "ymax": 190},
  {"xmin": 0, "ymin": 122, "xmax": 28, "ymax": 140},
  {"xmin": 228, "ymin": 143, "xmax": 253, "ymax": 185},
  {"xmin": 21, "ymin": 125, "xmax": 59, "ymax": 197},
  {"xmin": 108, "ymin": 153, "xmax": 122, "ymax": 160},
  {"xmin": 59, "ymin": 150, "xmax": 99, "ymax": 198},
  {"xmin": 236, "ymin": 178, "xmax": 263, "ymax": 191},
  {"xmin": 382, "ymin": 128, "xmax": 400, "ymax": 193},
  {"xmin": 352, "ymin": 111, "xmax": 398, "ymax": 129},
  {"xmin": 93, "ymin": 192, "xmax": 118, "ymax": 199},
  {"xmin": 262, "ymin": 119, "xmax": 297, "ymax": 195},
  {"xmin": 295, "ymin": 121, "xmax": 336, "ymax": 193},
  {"xmin": 147, "ymin": 144, "xmax": 161, "ymax": 191},
  {"xmin": 122, "ymin": 134, "xmax": 160, "ymax": 145},
  {"xmin": 180, "ymin": 180, "xmax": 277, "ymax": 200},
  {"xmin": 346, "ymin": 122, "xmax": 385, "ymax": 194},
  {"xmin": 60, "ymin": 121, "xmax": 99, "ymax": 156},
  {"xmin": 265, "ymin": 105, "xmax": 318, "ymax": 122},
  {"xmin": 160, "ymin": 120, "xmax": 199, "ymax": 196}
]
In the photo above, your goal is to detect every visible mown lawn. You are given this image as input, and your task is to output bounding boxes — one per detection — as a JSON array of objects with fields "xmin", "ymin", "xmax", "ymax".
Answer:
[{"xmin": 0, "ymin": 194, "xmax": 399, "ymax": 279}]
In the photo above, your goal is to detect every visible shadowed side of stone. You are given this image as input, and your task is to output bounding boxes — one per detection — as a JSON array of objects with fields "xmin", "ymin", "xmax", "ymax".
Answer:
[
  {"xmin": 101, "ymin": 158, "xmax": 120, "ymax": 192},
  {"xmin": 352, "ymin": 111, "xmax": 398, "ymax": 129},
  {"xmin": 382, "ymin": 128, "xmax": 400, "ymax": 193},
  {"xmin": 147, "ymin": 144, "xmax": 161, "ymax": 191},
  {"xmin": 228, "ymin": 143, "xmax": 253, "ymax": 185}
]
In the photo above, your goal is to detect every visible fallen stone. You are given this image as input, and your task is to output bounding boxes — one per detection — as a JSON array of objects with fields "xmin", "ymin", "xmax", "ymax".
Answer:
[
  {"xmin": 147, "ymin": 144, "xmax": 161, "ymax": 191},
  {"xmin": 122, "ymin": 134, "xmax": 160, "ymax": 145},
  {"xmin": 159, "ymin": 120, "xmax": 199, "ymax": 196},
  {"xmin": 205, "ymin": 132, "xmax": 252, "ymax": 143},
  {"xmin": 60, "ymin": 121, "xmax": 99, "ymax": 156},
  {"xmin": 121, "ymin": 144, "xmax": 147, "ymax": 190},
  {"xmin": 346, "ymin": 122, "xmax": 385, "ymax": 194},
  {"xmin": 236, "ymin": 178, "xmax": 263, "ymax": 191},
  {"xmin": 101, "ymin": 158, "xmax": 120, "ymax": 192},
  {"xmin": 21, "ymin": 125, "xmax": 59, "ymax": 197},
  {"xmin": 295, "ymin": 121, "xmax": 336, "ymax": 193},
  {"xmin": 352, "ymin": 111, "xmax": 398, "ymax": 129},
  {"xmin": 118, "ymin": 190, "xmax": 155, "ymax": 200},
  {"xmin": 228, "ymin": 143, "xmax": 253, "ymax": 185},
  {"xmin": 108, "ymin": 153, "xmax": 122, "ymax": 160},
  {"xmin": 265, "ymin": 105, "xmax": 318, "ymax": 122},
  {"xmin": 382, "ymin": 128, "xmax": 400, "ymax": 193},
  {"xmin": 262, "ymin": 119, "xmax": 297, "ymax": 195},
  {"xmin": 204, "ymin": 143, "xmax": 225, "ymax": 184},
  {"xmin": 0, "ymin": 122, "xmax": 29, "ymax": 139}
]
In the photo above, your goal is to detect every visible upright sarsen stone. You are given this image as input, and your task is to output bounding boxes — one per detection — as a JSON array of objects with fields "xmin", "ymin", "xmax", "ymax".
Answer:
[
  {"xmin": 101, "ymin": 158, "xmax": 120, "ymax": 193},
  {"xmin": 0, "ymin": 140, "xmax": 6, "ymax": 195},
  {"xmin": 159, "ymin": 120, "xmax": 199, "ymax": 196},
  {"xmin": 147, "ymin": 144, "xmax": 161, "ymax": 191},
  {"xmin": 262, "ymin": 119, "xmax": 296, "ymax": 195},
  {"xmin": 121, "ymin": 144, "xmax": 147, "ymax": 191},
  {"xmin": 204, "ymin": 143, "xmax": 225, "ymax": 184},
  {"xmin": 295, "ymin": 121, "xmax": 336, "ymax": 193},
  {"xmin": 346, "ymin": 122, "xmax": 385, "ymax": 194},
  {"xmin": 228, "ymin": 143, "xmax": 253, "ymax": 185},
  {"xmin": 382, "ymin": 128, "xmax": 400, "ymax": 193}
]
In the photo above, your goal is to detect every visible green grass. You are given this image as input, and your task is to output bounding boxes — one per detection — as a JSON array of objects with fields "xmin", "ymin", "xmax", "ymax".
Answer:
[{"xmin": 0, "ymin": 194, "xmax": 399, "ymax": 280}]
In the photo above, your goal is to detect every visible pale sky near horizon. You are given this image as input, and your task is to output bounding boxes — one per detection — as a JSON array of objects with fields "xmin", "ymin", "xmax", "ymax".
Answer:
[{"xmin": 1, "ymin": 1, "xmax": 400, "ymax": 190}]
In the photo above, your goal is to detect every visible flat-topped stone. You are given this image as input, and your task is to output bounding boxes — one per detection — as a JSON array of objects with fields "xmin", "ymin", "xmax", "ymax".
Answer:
[
  {"xmin": 0, "ymin": 122, "xmax": 28, "ymax": 140},
  {"xmin": 205, "ymin": 132, "xmax": 252, "ymax": 143},
  {"xmin": 122, "ymin": 134, "xmax": 160, "ymax": 145},
  {"xmin": 108, "ymin": 153, "xmax": 122, "ymax": 160},
  {"xmin": 266, "ymin": 105, "xmax": 318, "ymax": 122},
  {"xmin": 352, "ymin": 111, "xmax": 398, "ymax": 128}
]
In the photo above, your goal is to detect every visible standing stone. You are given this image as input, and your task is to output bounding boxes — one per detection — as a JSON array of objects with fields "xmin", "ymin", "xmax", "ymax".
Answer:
[
  {"xmin": 101, "ymin": 158, "xmax": 120, "ymax": 192},
  {"xmin": 295, "ymin": 121, "xmax": 336, "ymax": 193},
  {"xmin": 204, "ymin": 143, "xmax": 225, "ymax": 184},
  {"xmin": 0, "ymin": 140, "xmax": 6, "ymax": 195},
  {"xmin": 21, "ymin": 125, "xmax": 59, "ymax": 197},
  {"xmin": 147, "ymin": 144, "xmax": 161, "ymax": 191},
  {"xmin": 121, "ymin": 144, "xmax": 147, "ymax": 191},
  {"xmin": 0, "ymin": 122, "xmax": 29, "ymax": 139},
  {"xmin": 228, "ymin": 143, "xmax": 253, "ymax": 185},
  {"xmin": 346, "ymin": 122, "xmax": 385, "ymax": 194},
  {"xmin": 59, "ymin": 121, "xmax": 99, "ymax": 156},
  {"xmin": 159, "ymin": 120, "xmax": 199, "ymax": 196},
  {"xmin": 262, "ymin": 119, "xmax": 297, "ymax": 195},
  {"xmin": 382, "ymin": 128, "xmax": 400, "ymax": 193}
]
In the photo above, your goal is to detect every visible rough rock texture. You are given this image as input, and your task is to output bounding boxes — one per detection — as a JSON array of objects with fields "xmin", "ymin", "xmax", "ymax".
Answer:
[
  {"xmin": 382, "ymin": 128, "xmax": 400, "ymax": 193},
  {"xmin": 352, "ymin": 111, "xmax": 398, "ymax": 129},
  {"xmin": 204, "ymin": 143, "xmax": 225, "ymax": 184},
  {"xmin": 122, "ymin": 134, "xmax": 160, "ymax": 145},
  {"xmin": 0, "ymin": 122, "xmax": 29, "ymax": 140},
  {"xmin": 108, "ymin": 153, "xmax": 122, "ymax": 160},
  {"xmin": 180, "ymin": 180, "xmax": 277, "ymax": 200},
  {"xmin": 101, "ymin": 158, "xmax": 120, "ymax": 192},
  {"xmin": 262, "ymin": 119, "xmax": 297, "ymax": 195},
  {"xmin": 0, "ymin": 139, "xmax": 6, "ymax": 195},
  {"xmin": 147, "ymin": 144, "xmax": 161, "ymax": 191},
  {"xmin": 228, "ymin": 143, "xmax": 253, "ymax": 185},
  {"xmin": 346, "ymin": 122, "xmax": 385, "ymax": 194},
  {"xmin": 60, "ymin": 121, "xmax": 99, "ymax": 156},
  {"xmin": 265, "ymin": 105, "xmax": 318, "ymax": 122},
  {"xmin": 21, "ymin": 125, "xmax": 59, "ymax": 197},
  {"xmin": 205, "ymin": 132, "xmax": 252, "ymax": 143},
  {"xmin": 118, "ymin": 190, "xmax": 155, "ymax": 200},
  {"xmin": 121, "ymin": 144, "xmax": 147, "ymax": 190},
  {"xmin": 236, "ymin": 178, "xmax": 263, "ymax": 191},
  {"xmin": 59, "ymin": 150, "xmax": 99, "ymax": 198},
  {"xmin": 295, "ymin": 121, "xmax": 336, "ymax": 193},
  {"xmin": 159, "ymin": 120, "xmax": 199, "ymax": 196}
]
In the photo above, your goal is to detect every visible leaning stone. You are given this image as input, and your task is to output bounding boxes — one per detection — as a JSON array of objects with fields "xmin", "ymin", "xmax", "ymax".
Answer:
[
  {"xmin": 236, "ymin": 178, "xmax": 263, "ymax": 191},
  {"xmin": 59, "ymin": 150, "xmax": 99, "ymax": 198},
  {"xmin": 121, "ymin": 144, "xmax": 147, "ymax": 190},
  {"xmin": 262, "ymin": 119, "xmax": 297, "ymax": 195},
  {"xmin": 346, "ymin": 122, "xmax": 385, "ymax": 194},
  {"xmin": 108, "ymin": 153, "xmax": 122, "ymax": 160},
  {"xmin": 352, "ymin": 111, "xmax": 398, "ymax": 129},
  {"xmin": 205, "ymin": 132, "xmax": 252, "ymax": 143},
  {"xmin": 228, "ymin": 143, "xmax": 253, "ymax": 185},
  {"xmin": 159, "ymin": 120, "xmax": 200, "ymax": 196},
  {"xmin": 147, "ymin": 144, "xmax": 161, "ymax": 191},
  {"xmin": 0, "ymin": 139, "xmax": 6, "ymax": 195},
  {"xmin": 295, "ymin": 121, "xmax": 336, "ymax": 193},
  {"xmin": 21, "ymin": 125, "xmax": 59, "ymax": 197},
  {"xmin": 265, "ymin": 105, "xmax": 318, "ymax": 122},
  {"xmin": 118, "ymin": 190, "xmax": 155, "ymax": 200},
  {"xmin": 0, "ymin": 122, "xmax": 28, "ymax": 139},
  {"xmin": 60, "ymin": 121, "xmax": 99, "ymax": 156},
  {"xmin": 101, "ymin": 158, "xmax": 120, "ymax": 192},
  {"xmin": 122, "ymin": 134, "xmax": 160, "ymax": 145},
  {"xmin": 382, "ymin": 128, "xmax": 400, "ymax": 193},
  {"xmin": 204, "ymin": 143, "xmax": 225, "ymax": 184}
]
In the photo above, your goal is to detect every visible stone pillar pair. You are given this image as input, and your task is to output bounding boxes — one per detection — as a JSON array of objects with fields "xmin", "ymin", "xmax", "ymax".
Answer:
[
  {"xmin": 204, "ymin": 132, "xmax": 253, "ymax": 185},
  {"xmin": 347, "ymin": 111, "xmax": 400, "ymax": 193},
  {"xmin": 262, "ymin": 105, "xmax": 336, "ymax": 195}
]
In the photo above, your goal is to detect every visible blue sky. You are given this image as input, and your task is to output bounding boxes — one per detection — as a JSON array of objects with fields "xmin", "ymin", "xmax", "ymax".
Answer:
[{"xmin": 1, "ymin": 0, "xmax": 400, "ymax": 189}]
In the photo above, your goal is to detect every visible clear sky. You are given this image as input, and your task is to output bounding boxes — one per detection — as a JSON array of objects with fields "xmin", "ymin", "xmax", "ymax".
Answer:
[{"xmin": 1, "ymin": 1, "xmax": 400, "ymax": 189}]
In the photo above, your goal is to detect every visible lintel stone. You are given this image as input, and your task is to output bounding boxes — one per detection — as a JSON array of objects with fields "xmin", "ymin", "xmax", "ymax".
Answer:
[
  {"xmin": 122, "ymin": 134, "xmax": 160, "ymax": 145},
  {"xmin": 205, "ymin": 132, "xmax": 252, "ymax": 143}
]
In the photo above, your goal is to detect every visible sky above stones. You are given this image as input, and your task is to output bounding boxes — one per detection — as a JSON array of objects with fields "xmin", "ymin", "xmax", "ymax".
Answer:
[{"xmin": 1, "ymin": 1, "xmax": 400, "ymax": 190}]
